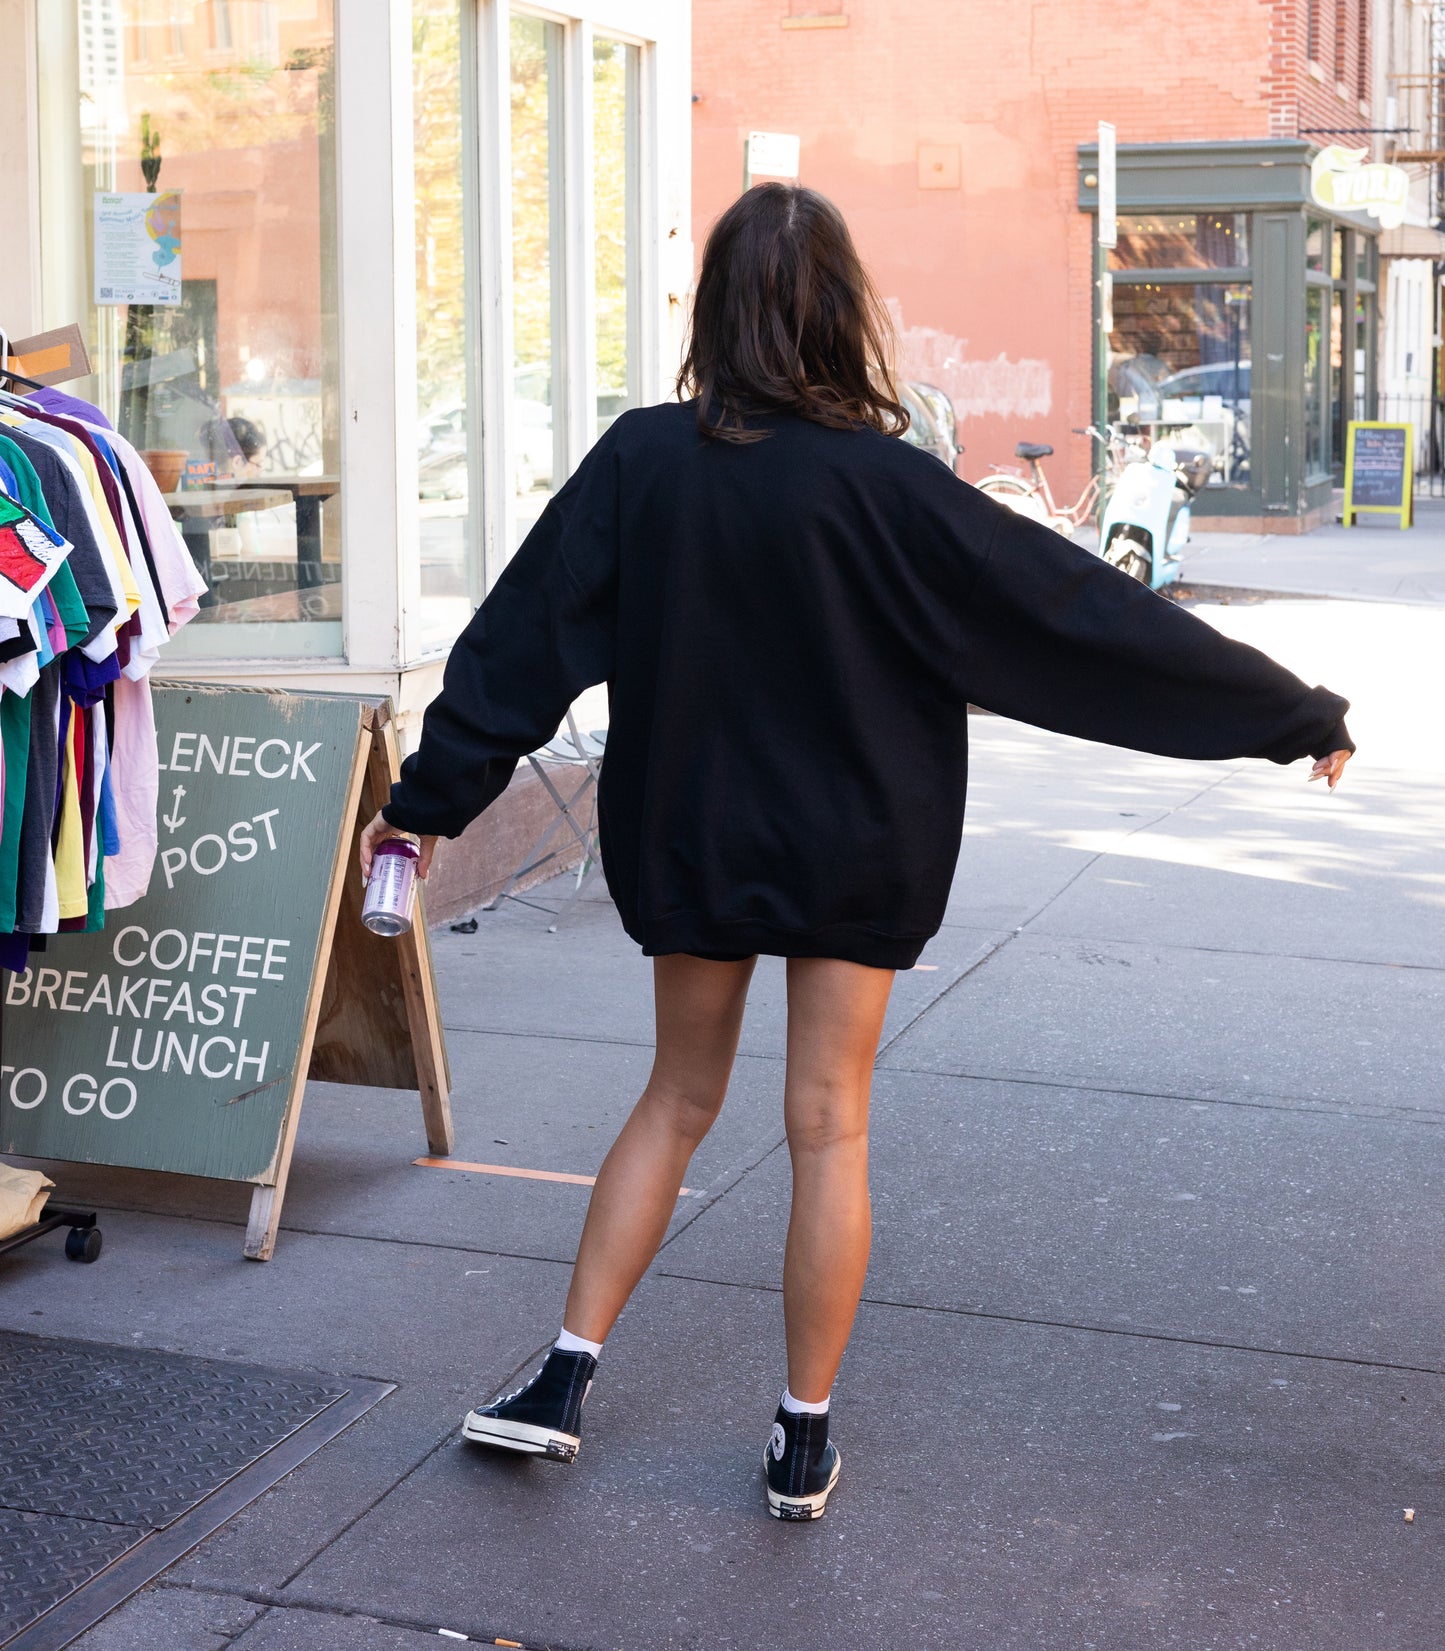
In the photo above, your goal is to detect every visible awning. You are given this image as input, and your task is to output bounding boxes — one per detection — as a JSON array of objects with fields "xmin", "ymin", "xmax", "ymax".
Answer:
[{"xmin": 1378, "ymin": 222, "xmax": 1445, "ymax": 258}]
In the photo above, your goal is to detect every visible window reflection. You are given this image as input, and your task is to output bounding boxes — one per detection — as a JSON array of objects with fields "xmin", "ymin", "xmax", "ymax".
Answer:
[
  {"xmin": 1108, "ymin": 214, "xmax": 1248, "ymax": 272},
  {"xmin": 510, "ymin": 14, "xmax": 565, "ymax": 553},
  {"xmin": 593, "ymin": 37, "xmax": 640, "ymax": 438},
  {"xmin": 74, "ymin": 0, "xmax": 340, "ymax": 646},
  {"xmin": 1108, "ymin": 283, "xmax": 1252, "ymax": 486},
  {"xmin": 1305, "ymin": 285, "xmax": 1325, "ymax": 474},
  {"xmin": 1330, "ymin": 289, "xmax": 1345, "ymax": 480}
]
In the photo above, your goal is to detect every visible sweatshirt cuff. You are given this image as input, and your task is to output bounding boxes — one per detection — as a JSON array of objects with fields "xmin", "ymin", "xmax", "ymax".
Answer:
[
  {"xmin": 1310, "ymin": 718, "xmax": 1355, "ymax": 761},
  {"xmin": 382, "ymin": 790, "xmax": 457, "ymax": 839}
]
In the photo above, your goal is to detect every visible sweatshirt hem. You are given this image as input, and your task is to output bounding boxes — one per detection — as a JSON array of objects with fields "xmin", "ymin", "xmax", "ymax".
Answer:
[{"xmin": 634, "ymin": 911, "xmax": 932, "ymax": 971}]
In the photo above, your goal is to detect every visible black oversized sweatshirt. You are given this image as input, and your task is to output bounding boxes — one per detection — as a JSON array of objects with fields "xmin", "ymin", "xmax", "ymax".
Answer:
[{"xmin": 385, "ymin": 402, "xmax": 1352, "ymax": 969}]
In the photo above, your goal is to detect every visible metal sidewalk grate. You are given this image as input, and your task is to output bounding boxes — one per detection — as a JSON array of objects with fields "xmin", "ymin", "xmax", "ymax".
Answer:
[{"xmin": 0, "ymin": 1331, "xmax": 391, "ymax": 1649}]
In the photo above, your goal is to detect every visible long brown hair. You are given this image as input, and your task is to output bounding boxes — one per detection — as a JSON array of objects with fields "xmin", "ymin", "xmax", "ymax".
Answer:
[{"xmin": 676, "ymin": 183, "xmax": 909, "ymax": 443}]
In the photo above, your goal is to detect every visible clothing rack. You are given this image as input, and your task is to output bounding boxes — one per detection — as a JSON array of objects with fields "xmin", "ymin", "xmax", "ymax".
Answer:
[
  {"xmin": 0, "ymin": 343, "xmax": 208, "ymax": 1268},
  {"xmin": 0, "ymin": 355, "xmax": 102, "ymax": 1266}
]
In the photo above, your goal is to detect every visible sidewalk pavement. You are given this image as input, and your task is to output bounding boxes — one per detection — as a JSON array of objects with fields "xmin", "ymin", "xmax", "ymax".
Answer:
[
  {"xmin": 4, "ymin": 624, "xmax": 1442, "ymax": 1648},
  {"xmin": 1181, "ymin": 497, "xmax": 1445, "ymax": 604}
]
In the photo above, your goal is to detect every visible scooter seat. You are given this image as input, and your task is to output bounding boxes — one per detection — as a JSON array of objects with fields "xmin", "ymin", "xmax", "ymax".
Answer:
[{"xmin": 1014, "ymin": 441, "xmax": 1053, "ymax": 460}]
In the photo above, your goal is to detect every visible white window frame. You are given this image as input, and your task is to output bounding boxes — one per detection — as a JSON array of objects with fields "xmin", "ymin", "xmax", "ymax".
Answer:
[
  {"xmin": 457, "ymin": 0, "xmax": 686, "ymax": 646},
  {"xmin": 9, "ymin": 0, "xmax": 688, "ymax": 691}
]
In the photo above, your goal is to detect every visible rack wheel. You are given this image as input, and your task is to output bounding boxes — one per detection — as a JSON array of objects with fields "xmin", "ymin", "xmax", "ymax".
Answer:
[{"xmin": 65, "ymin": 1226, "xmax": 102, "ymax": 1263}]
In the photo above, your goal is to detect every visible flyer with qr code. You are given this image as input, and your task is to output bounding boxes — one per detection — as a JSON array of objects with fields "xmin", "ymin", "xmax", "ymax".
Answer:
[{"xmin": 94, "ymin": 191, "xmax": 183, "ymax": 306}]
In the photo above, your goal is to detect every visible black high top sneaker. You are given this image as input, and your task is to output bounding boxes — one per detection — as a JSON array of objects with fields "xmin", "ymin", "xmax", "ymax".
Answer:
[
  {"xmin": 762, "ymin": 1401, "xmax": 841, "ymax": 1520},
  {"xmin": 462, "ymin": 1347, "xmax": 597, "ymax": 1462}
]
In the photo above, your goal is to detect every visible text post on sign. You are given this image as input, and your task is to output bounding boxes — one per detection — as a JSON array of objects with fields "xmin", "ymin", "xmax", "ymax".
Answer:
[{"xmin": 1, "ymin": 686, "xmax": 451, "ymax": 1259}]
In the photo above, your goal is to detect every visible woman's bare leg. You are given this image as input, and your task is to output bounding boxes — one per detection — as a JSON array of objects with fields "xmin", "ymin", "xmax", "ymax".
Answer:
[
  {"xmin": 781, "ymin": 957, "xmax": 895, "ymax": 1403},
  {"xmin": 562, "ymin": 953, "xmax": 756, "ymax": 1344}
]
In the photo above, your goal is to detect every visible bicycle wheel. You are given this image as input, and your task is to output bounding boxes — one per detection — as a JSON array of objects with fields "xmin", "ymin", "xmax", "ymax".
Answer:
[{"xmin": 976, "ymin": 475, "xmax": 1051, "ymax": 526}]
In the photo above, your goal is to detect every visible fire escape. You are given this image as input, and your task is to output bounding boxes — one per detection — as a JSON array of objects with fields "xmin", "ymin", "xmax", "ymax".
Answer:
[{"xmin": 1387, "ymin": 4, "xmax": 1445, "ymax": 218}]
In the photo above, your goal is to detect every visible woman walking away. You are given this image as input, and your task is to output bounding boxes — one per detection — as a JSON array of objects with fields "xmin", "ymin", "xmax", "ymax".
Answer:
[{"xmin": 361, "ymin": 184, "xmax": 1352, "ymax": 1522}]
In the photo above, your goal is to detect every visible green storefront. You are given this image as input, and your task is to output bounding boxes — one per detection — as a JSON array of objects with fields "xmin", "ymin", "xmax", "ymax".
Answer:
[{"xmin": 1078, "ymin": 139, "xmax": 1381, "ymax": 531}]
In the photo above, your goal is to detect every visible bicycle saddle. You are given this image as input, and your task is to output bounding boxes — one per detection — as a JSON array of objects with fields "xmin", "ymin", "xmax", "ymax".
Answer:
[{"xmin": 1014, "ymin": 441, "xmax": 1053, "ymax": 460}]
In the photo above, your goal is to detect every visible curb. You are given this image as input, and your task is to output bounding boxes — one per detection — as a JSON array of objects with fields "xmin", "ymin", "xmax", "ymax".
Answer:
[{"xmin": 1175, "ymin": 581, "xmax": 1442, "ymax": 608}]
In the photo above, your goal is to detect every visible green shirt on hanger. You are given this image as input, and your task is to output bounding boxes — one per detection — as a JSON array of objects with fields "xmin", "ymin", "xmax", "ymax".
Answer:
[{"xmin": 0, "ymin": 433, "xmax": 90, "ymax": 648}]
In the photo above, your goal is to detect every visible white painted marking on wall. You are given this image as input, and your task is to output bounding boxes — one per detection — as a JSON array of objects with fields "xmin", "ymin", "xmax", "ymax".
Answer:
[{"xmin": 887, "ymin": 300, "xmax": 1053, "ymax": 420}]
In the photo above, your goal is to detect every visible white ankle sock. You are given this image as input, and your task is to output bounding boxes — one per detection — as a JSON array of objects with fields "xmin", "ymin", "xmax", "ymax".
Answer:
[
  {"xmin": 555, "ymin": 1327, "xmax": 604, "ymax": 1359},
  {"xmin": 781, "ymin": 1386, "xmax": 830, "ymax": 1416}
]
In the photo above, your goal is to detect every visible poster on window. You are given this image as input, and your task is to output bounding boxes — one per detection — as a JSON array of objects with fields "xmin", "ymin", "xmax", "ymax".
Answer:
[{"xmin": 94, "ymin": 191, "xmax": 182, "ymax": 306}]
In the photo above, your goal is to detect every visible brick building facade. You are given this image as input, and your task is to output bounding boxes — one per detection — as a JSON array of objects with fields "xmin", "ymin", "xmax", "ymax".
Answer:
[{"xmin": 692, "ymin": 1, "xmax": 1438, "ymax": 527}]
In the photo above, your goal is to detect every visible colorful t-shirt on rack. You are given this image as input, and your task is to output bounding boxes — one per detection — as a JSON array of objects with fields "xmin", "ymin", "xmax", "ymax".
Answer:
[{"xmin": 0, "ymin": 386, "xmax": 204, "ymax": 949}]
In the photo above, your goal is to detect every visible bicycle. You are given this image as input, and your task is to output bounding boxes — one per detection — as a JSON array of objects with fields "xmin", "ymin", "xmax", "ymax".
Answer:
[{"xmin": 976, "ymin": 424, "xmax": 1135, "ymax": 536}]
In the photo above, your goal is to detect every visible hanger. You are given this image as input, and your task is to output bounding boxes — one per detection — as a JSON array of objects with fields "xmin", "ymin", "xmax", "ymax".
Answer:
[{"xmin": 0, "ymin": 366, "xmax": 51, "ymax": 394}]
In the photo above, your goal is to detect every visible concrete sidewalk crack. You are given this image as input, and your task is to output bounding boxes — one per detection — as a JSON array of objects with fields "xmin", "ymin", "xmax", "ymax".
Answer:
[
  {"xmin": 652, "ymin": 1269, "xmax": 1445, "ymax": 1379},
  {"xmin": 656, "ymin": 1130, "xmax": 789, "ymax": 1253},
  {"xmin": 439, "ymin": 1020, "xmax": 789, "ymax": 1065},
  {"xmin": 270, "ymin": 1416, "xmax": 463, "ymax": 1593},
  {"xmin": 173, "ymin": 1581, "xmax": 575, "ymax": 1651},
  {"xmin": 878, "ymin": 762, "xmax": 1251, "ymax": 1059},
  {"xmin": 1003, "ymin": 763, "xmax": 1247, "ymax": 936},
  {"xmin": 1007, "ymin": 926, "xmax": 1445, "ymax": 975},
  {"xmin": 14, "ymin": 1199, "xmax": 584, "ymax": 1267},
  {"xmin": 870, "ymin": 1060, "xmax": 1445, "ymax": 1124}
]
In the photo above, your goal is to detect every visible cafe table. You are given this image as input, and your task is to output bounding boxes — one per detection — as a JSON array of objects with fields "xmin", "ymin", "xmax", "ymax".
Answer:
[
  {"xmin": 205, "ymin": 475, "xmax": 341, "ymax": 590},
  {"xmin": 164, "ymin": 486, "xmax": 293, "ymax": 607}
]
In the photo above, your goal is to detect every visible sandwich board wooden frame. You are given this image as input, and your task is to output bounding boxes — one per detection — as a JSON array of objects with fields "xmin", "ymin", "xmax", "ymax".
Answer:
[{"xmin": 242, "ymin": 700, "xmax": 453, "ymax": 1258}]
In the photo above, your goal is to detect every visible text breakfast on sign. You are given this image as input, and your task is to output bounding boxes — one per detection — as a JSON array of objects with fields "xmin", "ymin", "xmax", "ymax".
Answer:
[{"xmin": 4, "ymin": 922, "xmax": 295, "ymax": 1118}]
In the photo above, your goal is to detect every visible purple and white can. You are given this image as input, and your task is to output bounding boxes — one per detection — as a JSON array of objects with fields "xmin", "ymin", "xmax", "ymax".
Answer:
[{"xmin": 362, "ymin": 838, "xmax": 419, "ymax": 937}]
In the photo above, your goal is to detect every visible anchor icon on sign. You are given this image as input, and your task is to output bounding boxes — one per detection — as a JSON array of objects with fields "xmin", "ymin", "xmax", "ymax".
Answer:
[{"xmin": 162, "ymin": 785, "xmax": 187, "ymax": 832}]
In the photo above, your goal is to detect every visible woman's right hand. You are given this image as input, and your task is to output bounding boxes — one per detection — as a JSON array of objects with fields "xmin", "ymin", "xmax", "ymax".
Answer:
[
  {"xmin": 1308, "ymin": 749, "xmax": 1352, "ymax": 791},
  {"xmin": 359, "ymin": 810, "xmax": 438, "ymax": 880}
]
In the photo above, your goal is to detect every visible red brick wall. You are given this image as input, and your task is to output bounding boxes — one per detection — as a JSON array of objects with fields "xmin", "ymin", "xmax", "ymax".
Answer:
[
  {"xmin": 692, "ymin": 0, "xmax": 1370, "ymax": 501},
  {"xmin": 1269, "ymin": 0, "xmax": 1373, "ymax": 137}
]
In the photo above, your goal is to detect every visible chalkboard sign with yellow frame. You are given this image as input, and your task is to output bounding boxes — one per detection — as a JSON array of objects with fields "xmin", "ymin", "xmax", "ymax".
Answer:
[{"xmin": 1343, "ymin": 421, "xmax": 1414, "ymax": 529}]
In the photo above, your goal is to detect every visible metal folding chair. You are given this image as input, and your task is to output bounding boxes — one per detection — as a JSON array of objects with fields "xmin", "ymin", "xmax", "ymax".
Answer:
[{"xmin": 484, "ymin": 711, "xmax": 606, "ymax": 931}]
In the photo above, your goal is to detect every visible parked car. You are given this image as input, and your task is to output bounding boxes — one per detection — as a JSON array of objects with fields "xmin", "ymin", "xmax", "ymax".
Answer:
[
  {"xmin": 419, "ymin": 372, "xmax": 556, "ymax": 499},
  {"xmin": 1154, "ymin": 359, "xmax": 1251, "ymax": 480},
  {"xmin": 1109, "ymin": 353, "xmax": 1251, "ymax": 484}
]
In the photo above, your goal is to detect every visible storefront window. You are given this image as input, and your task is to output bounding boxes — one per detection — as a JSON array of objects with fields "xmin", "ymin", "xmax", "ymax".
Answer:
[
  {"xmin": 1109, "ymin": 214, "xmax": 1248, "ymax": 271},
  {"xmin": 1353, "ymin": 291, "xmax": 1375, "ymax": 422},
  {"xmin": 510, "ymin": 14, "xmax": 566, "ymax": 553},
  {"xmin": 44, "ymin": 0, "xmax": 341, "ymax": 656},
  {"xmin": 1330, "ymin": 289, "xmax": 1345, "ymax": 479},
  {"xmin": 1355, "ymin": 236, "xmax": 1376, "ymax": 286},
  {"xmin": 1108, "ymin": 283, "xmax": 1252, "ymax": 485},
  {"xmin": 1305, "ymin": 285, "xmax": 1326, "ymax": 475},
  {"xmin": 414, "ymin": 0, "xmax": 477, "ymax": 646},
  {"xmin": 593, "ymin": 36, "xmax": 641, "ymax": 439},
  {"xmin": 1306, "ymin": 217, "xmax": 1328, "ymax": 273}
]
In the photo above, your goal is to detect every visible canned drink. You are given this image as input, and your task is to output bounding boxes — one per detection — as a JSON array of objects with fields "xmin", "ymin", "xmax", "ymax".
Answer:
[{"xmin": 362, "ymin": 837, "xmax": 419, "ymax": 936}]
